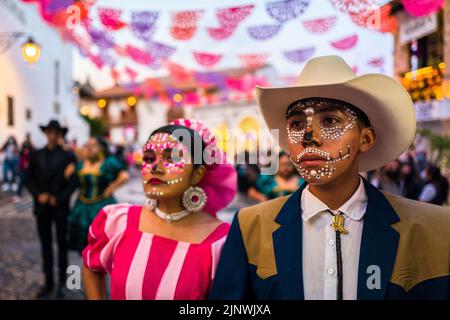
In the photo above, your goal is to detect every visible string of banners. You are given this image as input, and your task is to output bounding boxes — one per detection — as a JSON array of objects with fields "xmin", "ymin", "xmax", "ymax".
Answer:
[{"xmin": 19, "ymin": 0, "xmax": 415, "ymax": 81}]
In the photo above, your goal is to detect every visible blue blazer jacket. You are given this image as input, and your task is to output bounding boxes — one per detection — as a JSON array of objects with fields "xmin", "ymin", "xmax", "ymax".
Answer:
[{"xmin": 210, "ymin": 179, "xmax": 450, "ymax": 300}]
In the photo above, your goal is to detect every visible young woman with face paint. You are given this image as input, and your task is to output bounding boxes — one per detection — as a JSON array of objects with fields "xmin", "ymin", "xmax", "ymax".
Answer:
[{"xmin": 82, "ymin": 119, "xmax": 237, "ymax": 300}]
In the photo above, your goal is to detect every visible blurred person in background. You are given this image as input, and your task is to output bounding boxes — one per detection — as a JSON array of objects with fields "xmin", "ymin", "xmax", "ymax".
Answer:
[
  {"xmin": 415, "ymin": 150, "xmax": 429, "ymax": 175},
  {"xmin": 1, "ymin": 136, "xmax": 19, "ymax": 192},
  {"xmin": 67, "ymin": 137, "xmax": 129, "ymax": 254},
  {"xmin": 13, "ymin": 139, "xmax": 34, "ymax": 203},
  {"xmin": 235, "ymin": 151, "xmax": 265, "ymax": 204},
  {"xmin": 25, "ymin": 120, "xmax": 78, "ymax": 299},
  {"xmin": 378, "ymin": 160, "xmax": 402, "ymax": 196},
  {"xmin": 113, "ymin": 144, "xmax": 128, "ymax": 170},
  {"xmin": 419, "ymin": 164, "xmax": 448, "ymax": 205},
  {"xmin": 69, "ymin": 138, "xmax": 84, "ymax": 160},
  {"xmin": 399, "ymin": 161, "xmax": 423, "ymax": 200}
]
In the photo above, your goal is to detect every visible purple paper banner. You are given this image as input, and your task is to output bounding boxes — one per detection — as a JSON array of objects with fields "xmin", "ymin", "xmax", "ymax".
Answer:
[
  {"xmin": 284, "ymin": 47, "xmax": 315, "ymax": 63},
  {"xmin": 131, "ymin": 11, "xmax": 159, "ymax": 41},
  {"xmin": 266, "ymin": 0, "xmax": 311, "ymax": 23},
  {"xmin": 247, "ymin": 24, "xmax": 282, "ymax": 40}
]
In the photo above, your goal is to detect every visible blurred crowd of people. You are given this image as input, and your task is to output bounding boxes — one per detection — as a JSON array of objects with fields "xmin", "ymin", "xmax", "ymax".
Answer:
[
  {"xmin": 0, "ymin": 134, "xmax": 137, "ymax": 202},
  {"xmin": 367, "ymin": 148, "xmax": 449, "ymax": 206},
  {"xmin": 0, "ymin": 134, "xmax": 34, "ymax": 201}
]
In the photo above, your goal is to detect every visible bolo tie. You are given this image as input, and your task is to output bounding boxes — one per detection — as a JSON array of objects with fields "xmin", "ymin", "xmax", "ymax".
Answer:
[{"xmin": 327, "ymin": 210, "xmax": 348, "ymax": 301}]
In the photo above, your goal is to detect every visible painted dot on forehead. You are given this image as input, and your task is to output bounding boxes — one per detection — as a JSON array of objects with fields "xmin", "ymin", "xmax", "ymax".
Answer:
[{"xmin": 304, "ymin": 107, "xmax": 314, "ymax": 116}]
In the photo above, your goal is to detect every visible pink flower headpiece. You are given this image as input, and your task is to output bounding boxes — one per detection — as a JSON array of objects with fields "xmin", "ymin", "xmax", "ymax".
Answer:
[{"xmin": 170, "ymin": 118, "xmax": 237, "ymax": 216}]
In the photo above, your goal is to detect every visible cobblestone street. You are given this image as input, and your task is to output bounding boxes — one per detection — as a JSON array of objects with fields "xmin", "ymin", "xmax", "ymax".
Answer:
[{"xmin": 0, "ymin": 169, "xmax": 238, "ymax": 300}]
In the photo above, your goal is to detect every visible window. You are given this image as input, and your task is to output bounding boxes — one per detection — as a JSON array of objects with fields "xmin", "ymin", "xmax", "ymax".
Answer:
[
  {"xmin": 7, "ymin": 96, "xmax": 14, "ymax": 127},
  {"xmin": 55, "ymin": 60, "xmax": 60, "ymax": 96},
  {"xmin": 25, "ymin": 108, "xmax": 32, "ymax": 121},
  {"xmin": 54, "ymin": 101, "xmax": 60, "ymax": 114}
]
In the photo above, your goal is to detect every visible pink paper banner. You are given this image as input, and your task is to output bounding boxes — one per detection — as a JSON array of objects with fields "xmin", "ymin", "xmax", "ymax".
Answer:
[
  {"xmin": 125, "ymin": 45, "xmax": 154, "ymax": 65},
  {"xmin": 216, "ymin": 4, "xmax": 255, "ymax": 28},
  {"xmin": 170, "ymin": 10, "xmax": 203, "ymax": 40},
  {"xmin": 329, "ymin": 0, "xmax": 377, "ymax": 14},
  {"xmin": 193, "ymin": 52, "xmax": 223, "ymax": 67},
  {"xmin": 239, "ymin": 54, "xmax": 268, "ymax": 68},
  {"xmin": 302, "ymin": 16, "xmax": 337, "ymax": 33},
  {"xmin": 401, "ymin": 0, "xmax": 444, "ymax": 17},
  {"xmin": 98, "ymin": 8, "xmax": 127, "ymax": 30},
  {"xmin": 207, "ymin": 26, "xmax": 235, "ymax": 40},
  {"xmin": 367, "ymin": 57, "xmax": 384, "ymax": 68},
  {"xmin": 330, "ymin": 34, "xmax": 358, "ymax": 50}
]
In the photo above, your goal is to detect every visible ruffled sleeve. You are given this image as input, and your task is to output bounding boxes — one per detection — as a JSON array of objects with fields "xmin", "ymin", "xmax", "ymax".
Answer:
[{"xmin": 82, "ymin": 203, "xmax": 130, "ymax": 274}]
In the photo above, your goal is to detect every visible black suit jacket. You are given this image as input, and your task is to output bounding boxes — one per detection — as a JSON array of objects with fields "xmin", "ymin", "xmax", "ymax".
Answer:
[{"xmin": 25, "ymin": 145, "xmax": 77, "ymax": 215}]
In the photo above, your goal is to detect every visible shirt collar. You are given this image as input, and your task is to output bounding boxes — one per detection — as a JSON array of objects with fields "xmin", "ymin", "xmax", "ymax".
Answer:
[{"xmin": 301, "ymin": 177, "xmax": 367, "ymax": 222}]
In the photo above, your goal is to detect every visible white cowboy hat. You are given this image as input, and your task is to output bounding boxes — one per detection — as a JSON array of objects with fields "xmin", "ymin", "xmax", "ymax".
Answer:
[{"xmin": 256, "ymin": 55, "xmax": 416, "ymax": 172}]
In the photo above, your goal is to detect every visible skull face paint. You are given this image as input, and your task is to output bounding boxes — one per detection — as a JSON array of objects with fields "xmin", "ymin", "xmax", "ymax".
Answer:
[
  {"xmin": 141, "ymin": 132, "xmax": 192, "ymax": 199},
  {"xmin": 286, "ymin": 99, "xmax": 357, "ymax": 144},
  {"xmin": 142, "ymin": 133, "xmax": 188, "ymax": 176},
  {"xmin": 286, "ymin": 98, "xmax": 360, "ymax": 182},
  {"xmin": 289, "ymin": 145, "xmax": 351, "ymax": 180}
]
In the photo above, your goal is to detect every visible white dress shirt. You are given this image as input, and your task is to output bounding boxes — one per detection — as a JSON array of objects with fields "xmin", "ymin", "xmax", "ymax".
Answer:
[{"xmin": 301, "ymin": 178, "xmax": 367, "ymax": 300}]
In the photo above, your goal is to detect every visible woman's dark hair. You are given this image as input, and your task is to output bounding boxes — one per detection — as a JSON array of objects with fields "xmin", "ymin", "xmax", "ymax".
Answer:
[
  {"xmin": 148, "ymin": 124, "xmax": 206, "ymax": 166},
  {"xmin": 279, "ymin": 151, "xmax": 289, "ymax": 159},
  {"xmin": 93, "ymin": 136, "xmax": 110, "ymax": 157},
  {"xmin": 426, "ymin": 164, "xmax": 442, "ymax": 182}
]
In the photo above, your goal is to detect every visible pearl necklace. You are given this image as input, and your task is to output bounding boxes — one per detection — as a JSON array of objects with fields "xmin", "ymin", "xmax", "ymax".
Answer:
[{"xmin": 153, "ymin": 207, "xmax": 191, "ymax": 223}]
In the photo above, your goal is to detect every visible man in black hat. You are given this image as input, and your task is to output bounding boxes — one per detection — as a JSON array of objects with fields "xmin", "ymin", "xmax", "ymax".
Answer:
[{"xmin": 26, "ymin": 120, "xmax": 78, "ymax": 298}]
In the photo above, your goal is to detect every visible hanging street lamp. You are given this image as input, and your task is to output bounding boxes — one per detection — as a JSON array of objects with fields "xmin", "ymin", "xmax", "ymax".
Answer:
[{"xmin": 21, "ymin": 37, "xmax": 41, "ymax": 64}]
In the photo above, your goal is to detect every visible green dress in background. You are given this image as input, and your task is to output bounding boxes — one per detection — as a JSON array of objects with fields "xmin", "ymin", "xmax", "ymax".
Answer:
[
  {"xmin": 68, "ymin": 156, "xmax": 125, "ymax": 253},
  {"xmin": 256, "ymin": 175, "xmax": 305, "ymax": 200}
]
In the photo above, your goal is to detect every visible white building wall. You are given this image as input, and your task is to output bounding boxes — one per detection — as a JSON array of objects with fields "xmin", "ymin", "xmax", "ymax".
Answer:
[
  {"xmin": 136, "ymin": 100, "xmax": 168, "ymax": 145},
  {"xmin": 0, "ymin": 0, "xmax": 88, "ymax": 148}
]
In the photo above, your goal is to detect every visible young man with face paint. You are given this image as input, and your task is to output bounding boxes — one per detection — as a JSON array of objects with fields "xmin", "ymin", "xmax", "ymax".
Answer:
[
  {"xmin": 82, "ymin": 119, "xmax": 237, "ymax": 300},
  {"xmin": 210, "ymin": 56, "xmax": 450, "ymax": 300}
]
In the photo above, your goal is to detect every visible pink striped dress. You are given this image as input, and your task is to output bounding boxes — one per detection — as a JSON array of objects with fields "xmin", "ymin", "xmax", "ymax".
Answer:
[{"xmin": 82, "ymin": 203, "xmax": 230, "ymax": 300}]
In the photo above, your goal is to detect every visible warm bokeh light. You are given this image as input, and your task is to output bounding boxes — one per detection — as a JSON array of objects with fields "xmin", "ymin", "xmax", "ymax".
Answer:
[
  {"xmin": 127, "ymin": 96, "xmax": 137, "ymax": 106},
  {"xmin": 80, "ymin": 105, "xmax": 90, "ymax": 116},
  {"xmin": 97, "ymin": 98, "xmax": 107, "ymax": 108},
  {"xmin": 173, "ymin": 93, "xmax": 183, "ymax": 103}
]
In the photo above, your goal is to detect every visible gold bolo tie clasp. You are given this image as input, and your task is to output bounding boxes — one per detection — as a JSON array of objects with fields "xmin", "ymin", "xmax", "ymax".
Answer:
[{"xmin": 331, "ymin": 214, "xmax": 348, "ymax": 234}]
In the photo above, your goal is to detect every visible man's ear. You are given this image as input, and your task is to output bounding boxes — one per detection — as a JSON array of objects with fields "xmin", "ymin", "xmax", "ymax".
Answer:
[
  {"xmin": 191, "ymin": 165, "xmax": 206, "ymax": 185},
  {"xmin": 359, "ymin": 127, "xmax": 377, "ymax": 154}
]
